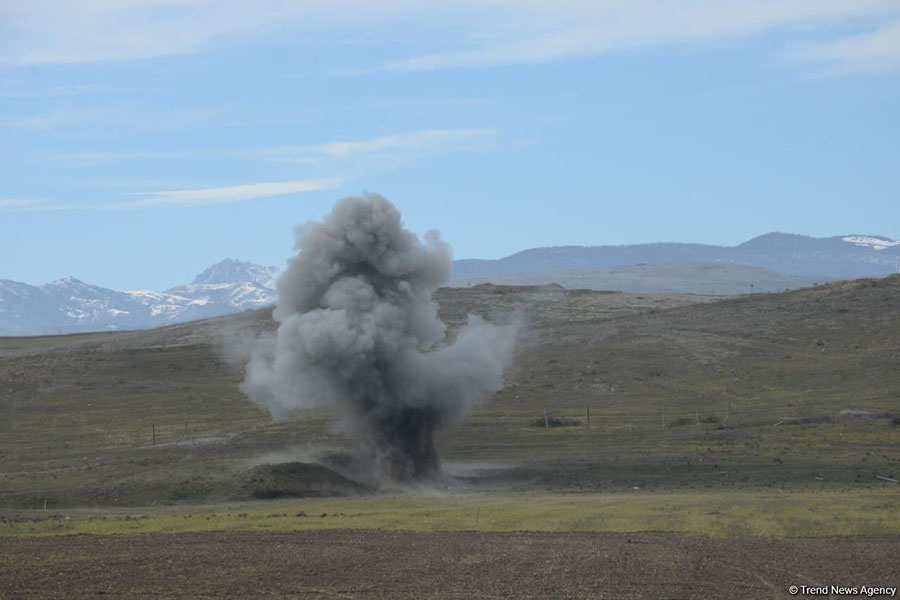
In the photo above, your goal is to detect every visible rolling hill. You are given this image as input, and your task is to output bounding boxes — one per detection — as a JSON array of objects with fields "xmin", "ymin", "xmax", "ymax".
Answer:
[
  {"xmin": 453, "ymin": 233, "xmax": 900, "ymax": 279},
  {"xmin": 1, "ymin": 274, "xmax": 898, "ymax": 507},
  {"xmin": 449, "ymin": 262, "xmax": 831, "ymax": 295}
]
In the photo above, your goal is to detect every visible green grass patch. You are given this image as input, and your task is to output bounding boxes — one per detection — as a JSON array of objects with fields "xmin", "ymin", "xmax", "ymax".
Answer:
[{"xmin": 5, "ymin": 490, "xmax": 899, "ymax": 539}]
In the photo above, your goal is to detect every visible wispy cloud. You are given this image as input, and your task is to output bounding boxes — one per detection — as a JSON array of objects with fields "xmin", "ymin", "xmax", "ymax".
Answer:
[
  {"xmin": 0, "ymin": 183, "xmax": 342, "ymax": 212},
  {"xmin": 380, "ymin": 1, "xmax": 900, "ymax": 73},
  {"xmin": 14, "ymin": 128, "xmax": 491, "ymax": 211},
  {"xmin": 1, "ymin": 1, "xmax": 280, "ymax": 65},
  {"xmin": 52, "ymin": 128, "xmax": 496, "ymax": 166},
  {"xmin": 0, "ymin": 198, "xmax": 45, "ymax": 210},
  {"xmin": 109, "ymin": 130, "xmax": 488, "ymax": 207},
  {"xmin": 786, "ymin": 18, "xmax": 900, "ymax": 73},
  {"xmin": 2, "ymin": 1, "xmax": 899, "ymax": 75},
  {"xmin": 281, "ymin": 128, "xmax": 495, "ymax": 164},
  {"xmin": 120, "ymin": 178, "xmax": 344, "ymax": 208},
  {"xmin": 1, "ymin": 104, "xmax": 231, "ymax": 135}
]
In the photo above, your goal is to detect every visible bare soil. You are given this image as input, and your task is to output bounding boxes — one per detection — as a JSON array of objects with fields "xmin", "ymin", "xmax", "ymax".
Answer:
[{"xmin": 1, "ymin": 530, "xmax": 897, "ymax": 599}]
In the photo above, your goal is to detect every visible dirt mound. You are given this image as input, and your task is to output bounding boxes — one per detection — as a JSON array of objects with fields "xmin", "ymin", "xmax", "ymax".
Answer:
[{"xmin": 241, "ymin": 461, "xmax": 369, "ymax": 499}]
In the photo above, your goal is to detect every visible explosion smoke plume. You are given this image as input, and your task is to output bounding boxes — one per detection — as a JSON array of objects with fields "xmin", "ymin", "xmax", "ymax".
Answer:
[{"xmin": 242, "ymin": 194, "xmax": 516, "ymax": 481}]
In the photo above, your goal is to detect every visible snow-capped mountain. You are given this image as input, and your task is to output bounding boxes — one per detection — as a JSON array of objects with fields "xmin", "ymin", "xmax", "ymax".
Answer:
[
  {"xmin": 841, "ymin": 235, "xmax": 900, "ymax": 251},
  {"xmin": 166, "ymin": 259, "xmax": 280, "ymax": 315},
  {"xmin": 190, "ymin": 258, "xmax": 279, "ymax": 289},
  {"xmin": 0, "ymin": 259, "xmax": 279, "ymax": 336}
]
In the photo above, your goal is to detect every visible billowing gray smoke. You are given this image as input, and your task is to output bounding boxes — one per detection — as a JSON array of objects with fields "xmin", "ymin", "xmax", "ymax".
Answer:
[{"xmin": 241, "ymin": 193, "xmax": 516, "ymax": 482}]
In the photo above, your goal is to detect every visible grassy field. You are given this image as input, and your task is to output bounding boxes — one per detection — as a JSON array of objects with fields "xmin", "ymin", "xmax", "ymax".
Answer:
[
  {"xmin": 5, "ymin": 489, "xmax": 899, "ymax": 539},
  {"xmin": 2, "ymin": 278, "xmax": 899, "ymax": 598},
  {"xmin": 1, "ymin": 277, "xmax": 898, "ymax": 510}
]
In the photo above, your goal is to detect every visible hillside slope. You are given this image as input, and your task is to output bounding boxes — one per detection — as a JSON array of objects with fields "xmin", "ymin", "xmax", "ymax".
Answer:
[
  {"xmin": 449, "ymin": 262, "xmax": 832, "ymax": 295},
  {"xmin": 1, "ymin": 277, "xmax": 897, "ymax": 507}
]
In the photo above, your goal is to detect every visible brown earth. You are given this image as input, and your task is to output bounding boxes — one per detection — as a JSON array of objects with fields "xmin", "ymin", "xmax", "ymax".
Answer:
[{"xmin": 1, "ymin": 530, "xmax": 897, "ymax": 599}]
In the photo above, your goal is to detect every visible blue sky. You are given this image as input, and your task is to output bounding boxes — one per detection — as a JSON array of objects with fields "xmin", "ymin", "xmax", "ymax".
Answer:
[{"xmin": 1, "ymin": 1, "xmax": 899, "ymax": 291}]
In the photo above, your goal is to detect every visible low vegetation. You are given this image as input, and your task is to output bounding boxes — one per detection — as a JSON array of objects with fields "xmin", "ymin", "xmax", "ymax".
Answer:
[
  {"xmin": 1, "ymin": 276, "xmax": 898, "ymax": 531},
  {"xmin": 5, "ymin": 489, "xmax": 899, "ymax": 539}
]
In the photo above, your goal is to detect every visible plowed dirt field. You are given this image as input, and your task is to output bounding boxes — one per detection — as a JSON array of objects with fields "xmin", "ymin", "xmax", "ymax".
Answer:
[{"xmin": 2, "ymin": 530, "xmax": 897, "ymax": 599}]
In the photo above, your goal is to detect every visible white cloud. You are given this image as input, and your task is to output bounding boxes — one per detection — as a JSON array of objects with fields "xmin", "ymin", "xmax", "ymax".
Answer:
[
  {"xmin": 121, "ymin": 178, "xmax": 344, "ymax": 208},
  {"xmin": 381, "ymin": 1, "xmax": 900, "ymax": 72},
  {"xmin": 0, "ymin": 182, "xmax": 342, "ymax": 212},
  {"xmin": 1, "ymin": 0, "xmax": 276, "ymax": 65},
  {"xmin": 282, "ymin": 128, "xmax": 494, "ymax": 163},
  {"xmin": 2, "ymin": 1, "xmax": 899, "ymax": 74},
  {"xmin": 0, "ymin": 198, "xmax": 45, "ymax": 209},
  {"xmin": 16, "ymin": 128, "xmax": 489, "ymax": 211},
  {"xmin": 1, "ymin": 104, "xmax": 230, "ymax": 134},
  {"xmin": 14, "ymin": 127, "xmax": 488, "ymax": 209},
  {"xmin": 786, "ymin": 19, "xmax": 900, "ymax": 73},
  {"xmin": 51, "ymin": 128, "xmax": 495, "ymax": 167},
  {"xmin": 0, "ymin": 0, "xmax": 412, "ymax": 65}
]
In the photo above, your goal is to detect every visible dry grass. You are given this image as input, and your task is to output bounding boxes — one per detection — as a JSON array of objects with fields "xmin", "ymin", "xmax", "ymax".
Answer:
[{"xmin": 1, "ymin": 277, "xmax": 899, "ymax": 509}]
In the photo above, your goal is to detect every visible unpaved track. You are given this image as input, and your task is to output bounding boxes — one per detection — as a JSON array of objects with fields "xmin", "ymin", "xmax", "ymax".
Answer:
[{"xmin": 1, "ymin": 530, "xmax": 897, "ymax": 599}]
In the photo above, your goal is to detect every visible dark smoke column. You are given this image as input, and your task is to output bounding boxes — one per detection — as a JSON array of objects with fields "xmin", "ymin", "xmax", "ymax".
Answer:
[{"xmin": 242, "ymin": 194, "xmax": 516, "ymax": 482}]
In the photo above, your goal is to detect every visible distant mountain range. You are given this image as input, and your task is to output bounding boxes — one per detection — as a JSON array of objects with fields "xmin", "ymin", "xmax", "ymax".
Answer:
[
  {"xmin": 1, "ymin": 233, "xmax": 898, "ymax": 335},
  {"xmin": 452, "ymin": 233, "xmax": 900, "ymax": 280},
  {"xmin": 0, "ymin": 259, "xmax": 278, "ymax": 336}
]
